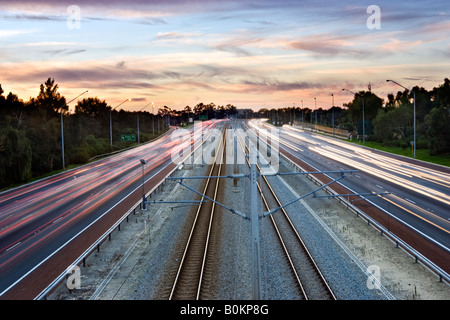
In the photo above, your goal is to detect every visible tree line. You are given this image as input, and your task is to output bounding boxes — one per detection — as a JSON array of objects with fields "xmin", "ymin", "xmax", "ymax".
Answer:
[
  {"xmin": 258, "ymin": 78, "xmax": 450, "ymax": 157},
  {"xmin": 1, "ymin": 77, "xmax": 449, "ymax": 188},
  {"xmin": 0, "ymin": 78, "xmax": 237, "ymax": 188}
]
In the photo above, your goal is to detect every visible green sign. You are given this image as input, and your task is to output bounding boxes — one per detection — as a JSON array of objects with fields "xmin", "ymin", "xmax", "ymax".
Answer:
[
  {"xmin": 199, "ymin": 115, "xmax": 208, "ymax": 120},
  {"xmin": 121, "ymin": 134, "xmax": 136, "ymax": 142}
]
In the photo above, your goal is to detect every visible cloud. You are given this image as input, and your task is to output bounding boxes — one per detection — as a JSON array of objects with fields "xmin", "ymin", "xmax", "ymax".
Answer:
[
  {"xmin": 115, "ymin": 60, "xmax": 126, "ymax": 68},
  {"xmin": 214, "ymin": 37, "xmax": 263, "ymax": 57},
  {"xmin": 0, "ymin": 60, "xmax": 162, "ymax": 90},
  {"xmin": 379, "ymin": 39, "xmax": 423, "ymax": 52},
  {"xmin": 0, "ymin": 12, "xmax": 64, "ymax": 21},
  {"xmin": 240, "ymin": 79, "xmax": 324, "ymax": 93},
  {"xmin": 156, "ymin": 32, "xmax": 186, "ymax": 39},
  {"xmin": 286, "ymin": 34, "xmax": 371, "ymax": 58},
  {"xmin": 0, "ymin": 29, "xmax": 37, "ymax": 38},
  {"xmin": 42, "ymin": 48, "xmax": 87, "ymax": 56}
]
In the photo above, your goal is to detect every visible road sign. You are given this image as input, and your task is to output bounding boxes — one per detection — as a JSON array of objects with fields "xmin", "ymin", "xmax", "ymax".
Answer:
[
  {"xmin": 199, "ymin": 115, "xmax": 208, "ymax": 120},
  {"xmin": 121, "ymin": 134, "xmax": 136, "ymax": 142}
]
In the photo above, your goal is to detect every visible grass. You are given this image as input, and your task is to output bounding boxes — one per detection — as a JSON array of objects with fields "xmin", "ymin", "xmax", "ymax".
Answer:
[{"xmin": 346, "ymin": 139, "xmax": 450, "ymax": 167}]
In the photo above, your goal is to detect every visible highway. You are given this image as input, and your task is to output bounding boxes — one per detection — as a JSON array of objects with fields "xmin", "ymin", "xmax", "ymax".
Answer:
[
  {"xmin": 0, "ymin": 118, "xmax": 448, "ymax": 299},
  {"xmin": 248, "ymin": 120, "xmax": 450, "ymax": 256},
  {"xmin": 0, "ymin": 120, "xmax": 222, "ymax": 299}
]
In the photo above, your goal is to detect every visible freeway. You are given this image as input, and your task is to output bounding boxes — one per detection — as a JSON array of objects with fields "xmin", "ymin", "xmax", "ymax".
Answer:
[
  {"xmin": 0, "ymin": 120, "xmax": 223, "ymax": 299},
  {"xmin": 248, "ymin": 120, "xmax": 450, "ymax": 258}
]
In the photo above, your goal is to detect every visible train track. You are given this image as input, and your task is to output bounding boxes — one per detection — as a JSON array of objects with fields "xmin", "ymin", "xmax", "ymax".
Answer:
[
  {"xmin": 168, "ymin": 126, "xmax": 226, "ymax": 300},
  {"xmin": 238, "ymin": 124, "xmax": 336, "ymax": 300}
]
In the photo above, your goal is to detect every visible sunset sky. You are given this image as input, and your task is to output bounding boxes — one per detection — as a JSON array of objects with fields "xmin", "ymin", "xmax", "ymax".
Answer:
[{"xmin": 1, "ymin": 0, "xmax": 449, "ymax": 111}]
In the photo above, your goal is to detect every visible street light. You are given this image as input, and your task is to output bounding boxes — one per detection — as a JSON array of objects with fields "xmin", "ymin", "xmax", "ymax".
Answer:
[
  {"xmin": 110, "ymin": 98, "xmax": 131, "ymax": 145},
  {"xmin": 151, "ymin": 102, "xmax": 155, "ymax": 137},
  {"xmin": 301, "ymin": 100, "xmax": 304, "ymax": 123},
  {"xmin": 331, "ymin": 93, "xmax": 335, "ymax": 136},
  {"xmin": 158, "ymin": 107, "xmax": 161, "ymax": 133},
  {"xmin": 137, "ymin": 102, "xmax": 153, "ymax": 144},
  {"xmin": 292, "ymin": 102, "xmax": 295, "ymax": 126},
  {"xmin": 140, "ymin": 159, "xmax": 147, "ymax": 210},
  {"xmin": 387, "ymin": 79, "xmax": 416, "ymax": 158},
  {"xmin": 343, "ymin": 88, "xmax": 365, "ymax": 145},
  {"xmin": 61, "ymin": 90, "xmax": 89, "ymax": 169},
  {"xmin": 314, "ymin": 97, "xmax": 317, "ymax": 128}
]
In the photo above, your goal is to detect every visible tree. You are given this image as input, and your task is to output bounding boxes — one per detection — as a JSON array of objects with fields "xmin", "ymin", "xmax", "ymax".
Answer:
[
  {"xmin": 193, "ymin": 102, "xmax": 205, "ymax": 116},
  {"xmin": 346, "ymin": 91, "xmax": 383, "ymax": 124},
  {"xmin": 426, "ymin": 106, "xmax": 450, "ymax": 155},
  {"xmin": 0, "ymin": 126, "xmax": 32, "ymax": 187},
  {"xmin": 75, "ymin": 97, "xmax": 111, "ymax": 117},
  {"xmin": 433, "ymin": 78, "xmax": 450, "ymax": 109},
  {"xmin": 36, "ymin": 78, "xmax": 66, "ymax": 117},
  {"xmin": 373, "ymin": 104, "xmax": 413, "ymax": 143}
]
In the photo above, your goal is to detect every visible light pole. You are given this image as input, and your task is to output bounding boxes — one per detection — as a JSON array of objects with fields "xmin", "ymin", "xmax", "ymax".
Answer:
[
  {"xmin": 137, "ymin": 102, "xmax": 152, "ymax": 144},
  {"xmin": 110, "ymin": 99, "xmax": 131, "ymax": 145},
  {"xmin": 387, "ymin": 79, "xmax": 416, "ymax": 158},
  {"xmin": 314, "ymin": 97, "xmax": 317, "ymax": 128},
  {"xmin": 140, "ymin": 159, "xmax": 147, "ymax": 210},
  {"xmin": 331, "ymin": 93, "xmax": 335, "ymax": 136},
  {"xmin": 151, "ymin": 102, "xmax": 155, "ymax": 137},
  {"xmin": 292, "ymin": 102, "xmax": 295, "ymax": 126},
  {"xmin": 61, "ymin": 90, "xmax": 88, "ymax": 169},
  {"xmin": 301, "ymin": 100, "xmax": 304, "ymax": 123},
  {"xmin": 343, "ymin": 88, "xmax": 365, "ymax": 145},
  {"xmin": 158, "ymin": 107, "xmax": 161, "ymax": 133}
]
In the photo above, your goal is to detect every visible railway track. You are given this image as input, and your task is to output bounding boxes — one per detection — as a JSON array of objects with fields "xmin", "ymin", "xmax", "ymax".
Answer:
[
  {"xmin": 238, "ymin": 125, "xmax": 336, "ymax": 300},
  {"xmin": 168, "ymin": 126, "xmax": 226, "ymax": 300}
]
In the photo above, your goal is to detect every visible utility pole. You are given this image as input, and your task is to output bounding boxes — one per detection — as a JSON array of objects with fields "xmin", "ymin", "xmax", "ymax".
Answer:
[{"xmin": 331, "ymin": 93, "xmax": 335, "ymax": 136}]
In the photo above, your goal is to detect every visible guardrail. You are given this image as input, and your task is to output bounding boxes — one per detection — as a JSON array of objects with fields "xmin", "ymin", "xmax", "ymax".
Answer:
[{"xmin": 280, "ymin": 148, "xmax": 450, "ymax": 285}]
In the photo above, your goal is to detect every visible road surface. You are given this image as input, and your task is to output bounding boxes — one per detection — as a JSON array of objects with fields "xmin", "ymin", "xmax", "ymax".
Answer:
[{"xmin": 0, "ymin": 120, "xmax": 222, "ymax": 299}]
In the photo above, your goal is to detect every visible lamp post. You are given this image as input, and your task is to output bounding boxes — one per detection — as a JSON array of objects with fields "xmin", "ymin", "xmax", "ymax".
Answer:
[
  {"xmin": 110, "ymin": 99, "xmax": 131, "ymax": 145},
  {"xmin": 137, "ymin": 102, "xmax": 152, "ymax": 144},
  {"xmin": 151, "ymin": 102, "xmax": 155, "ymax": 137},
  {"xmin": 301, "ymin": 100, "xmax": 304, "ymax": 123},
  {"xmin": 158, "ymin": 107, "xmax": 161, "ymax": 133},
  {"xmin": 61, "ymin": 90, "xmax": 88, "ymax": 170},
  {"xmin": 314, "ymin": 97, "xmax": 317, "ymax": 128},
  {"xmin": 140, "ymin": 159, "xmax": 147, "ymax": 210},
  {"xmin": 387, "ymin": 79, "xmax": 416, "ymax": 158},
  {"xmin": 343, "ymin": 88, "xmax": 365, "ymax": 145},
  {"xmin": 331, "ymin": 93, "xmax": 335, "ymax": 136}
]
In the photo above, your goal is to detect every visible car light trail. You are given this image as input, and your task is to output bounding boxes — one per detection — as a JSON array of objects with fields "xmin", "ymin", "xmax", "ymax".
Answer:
[
  {"xmin": 382, "ymin": 194, "xmax": 450, "ymax": 234},
  {"xmin": 308, "ymin": 145, "xmax": 450, "ymax": 207}
]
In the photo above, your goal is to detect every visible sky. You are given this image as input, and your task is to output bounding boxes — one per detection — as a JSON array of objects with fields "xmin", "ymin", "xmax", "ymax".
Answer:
[{"xmin": 0, "ymin": 0, "xmax": 449, "ymax": 112}]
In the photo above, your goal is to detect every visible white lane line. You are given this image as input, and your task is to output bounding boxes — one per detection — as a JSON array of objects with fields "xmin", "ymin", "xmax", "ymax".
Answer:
[{"xmin": 5, "ymin": 242, "xmax": 21, "ymax": 252}]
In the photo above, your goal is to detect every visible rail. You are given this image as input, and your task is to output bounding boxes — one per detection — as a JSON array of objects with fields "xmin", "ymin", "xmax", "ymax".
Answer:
[
  {"xmin": 236, "ymin": 126, "xmax": 336, "ymax": 300},
  {"xmin": 168, "ymin": 126, "xmax": 226, "ymax": 300},
  {"xmin": 33, "ymin": 127, "xmax": 207, "ymax": 300}
]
